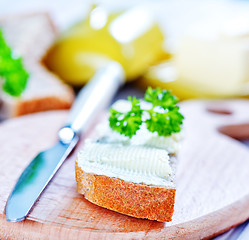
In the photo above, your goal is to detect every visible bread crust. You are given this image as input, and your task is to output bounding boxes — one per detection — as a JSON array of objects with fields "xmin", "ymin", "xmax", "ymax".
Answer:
[
  {"xmin": 14, "ymin": 95, "xmax": 73, "ymax": 116},
  {"xmin": 75, "ymin": 161, "xmax": 176, "ymax": 222}
]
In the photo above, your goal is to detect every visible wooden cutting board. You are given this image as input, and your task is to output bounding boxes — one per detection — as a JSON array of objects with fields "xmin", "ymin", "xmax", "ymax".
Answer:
[{"xmin": 1, "ymin": 99, "xmax": 249, "ymax": 240}]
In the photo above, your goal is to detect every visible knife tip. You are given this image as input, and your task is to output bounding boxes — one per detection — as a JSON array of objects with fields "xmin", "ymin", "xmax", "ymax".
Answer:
[
  {"xmin": 6, "ymin": 215, "xmax": 26, "ymax": 222},
  {"xmin": 5, "ymin": 204, "xmax": 27, "ymax": 222}
]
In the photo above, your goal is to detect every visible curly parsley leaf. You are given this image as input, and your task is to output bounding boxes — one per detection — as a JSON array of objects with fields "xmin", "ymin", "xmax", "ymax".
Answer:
[
  {"xmin": 109, "ymin": 96, "xmax": 143, "ymax": 138},
  {"xmin": 146, "ymin": 106, "xmax": 184, "ymax": 136},
  {"xmin": 0, "ymin": 30, "xmax": 29, "ymax": 97},
  {"xmin": 144, "ymin": 87, "xmax": 184, "ymax": 136},
  {"xmin": 144, "ymin": 87, "xmax": 178, "ymax": 109}
]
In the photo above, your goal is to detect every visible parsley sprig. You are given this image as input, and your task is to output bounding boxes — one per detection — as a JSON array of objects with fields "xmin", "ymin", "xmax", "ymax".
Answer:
[
  {"xmin": 0, "ymin": 30, "xmax": 29, "ymax": 97},
  {"xmin": 109, "ymin": 87, "xmax": 184, "ymax": 138}
]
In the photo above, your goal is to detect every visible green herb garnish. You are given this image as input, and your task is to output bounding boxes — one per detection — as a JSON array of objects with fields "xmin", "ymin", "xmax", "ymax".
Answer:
[
  {"xmin": 109, "ymin": 96, "xmax": 143, "ymax": 139},
  {"xmin": 109, "ymin": 87, "xmax": 184, "ymax": 138},
  {"xmin": 0, "ymin": 30, "xmax": 29, "ymax": 97}
]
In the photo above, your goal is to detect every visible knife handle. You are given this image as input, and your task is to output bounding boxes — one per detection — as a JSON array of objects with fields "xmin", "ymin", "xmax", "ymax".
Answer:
[{"xmin": 64, "ymin": 62, "xmax": 124, "ymax": 136}]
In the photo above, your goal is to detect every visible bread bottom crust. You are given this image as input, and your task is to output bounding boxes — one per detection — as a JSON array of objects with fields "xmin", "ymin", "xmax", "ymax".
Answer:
[
  {"xmin": 75, "ymin": 161, "xmax": 176, "ymax": 222},
  {"xmin": 14, "ymin": 96, "xmax": 73, "ymax": 116}
]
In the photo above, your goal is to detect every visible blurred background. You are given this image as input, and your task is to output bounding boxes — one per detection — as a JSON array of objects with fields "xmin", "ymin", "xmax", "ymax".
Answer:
[{"xmin": 2, "ymin": 0, "xmax": 249, "ymax": 101}]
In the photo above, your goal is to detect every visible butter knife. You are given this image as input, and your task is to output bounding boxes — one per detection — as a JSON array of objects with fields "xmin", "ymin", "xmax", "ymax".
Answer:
[{"xmin": 5, "ymin": 62, "xmax": 124, "ymax": 222}]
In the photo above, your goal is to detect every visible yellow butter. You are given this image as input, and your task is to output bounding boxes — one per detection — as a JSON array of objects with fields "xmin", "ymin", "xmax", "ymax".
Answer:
[
  {"xmin": 138, "ymin": 1, "xmax": 249, "ymax": 99},
  {"xmin": 175, "ymin": 35, "xmax": 249, "ymax": 96},
  {"xmin": 44, "ymin": 6, "xmax": 165, "ymax": 86}
]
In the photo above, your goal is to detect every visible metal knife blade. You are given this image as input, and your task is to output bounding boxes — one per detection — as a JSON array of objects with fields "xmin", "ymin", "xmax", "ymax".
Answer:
[
  {"xmin": 5, "ymin": 62, "xmax": 124, "ymax": 222},
  {"xmin": 5, "ymin": 139, "xmax": 78, "ymax": 222}
]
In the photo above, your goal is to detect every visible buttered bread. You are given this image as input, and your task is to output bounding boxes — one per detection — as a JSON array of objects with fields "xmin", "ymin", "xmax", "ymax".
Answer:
[{"xmin": 76, "ymin": 99, "xmax": 183, "ymax": 222}]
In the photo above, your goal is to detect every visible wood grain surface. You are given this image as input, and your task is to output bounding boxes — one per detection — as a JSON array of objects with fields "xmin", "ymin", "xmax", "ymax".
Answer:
[{"xmin": 1, "ymin": 100, "xmax": 249, "ymax": 239}]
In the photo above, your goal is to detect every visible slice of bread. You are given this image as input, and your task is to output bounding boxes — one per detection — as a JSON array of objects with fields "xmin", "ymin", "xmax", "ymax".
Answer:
[
  {"xmin": 75, "ymin": 108, "xmax": 180, "ymax": 222},
  {"xmin": 75, "ymin": 156, "xmax": 176, "ymax": 222},
  {"xmin": 0, "ymin": 13, "xmax": 74, "ymax": 118}
]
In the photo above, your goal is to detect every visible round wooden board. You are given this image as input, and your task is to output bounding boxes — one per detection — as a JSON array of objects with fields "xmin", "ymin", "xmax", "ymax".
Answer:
[{"xmin": 1, "ymin": 100, "xmax": 249, "ymax": 239}]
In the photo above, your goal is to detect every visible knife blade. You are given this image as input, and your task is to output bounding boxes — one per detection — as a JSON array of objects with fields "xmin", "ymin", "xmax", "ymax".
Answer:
[{"xmin": 5, "ymin": 62, "xmax": 124, "ymax": 222}]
